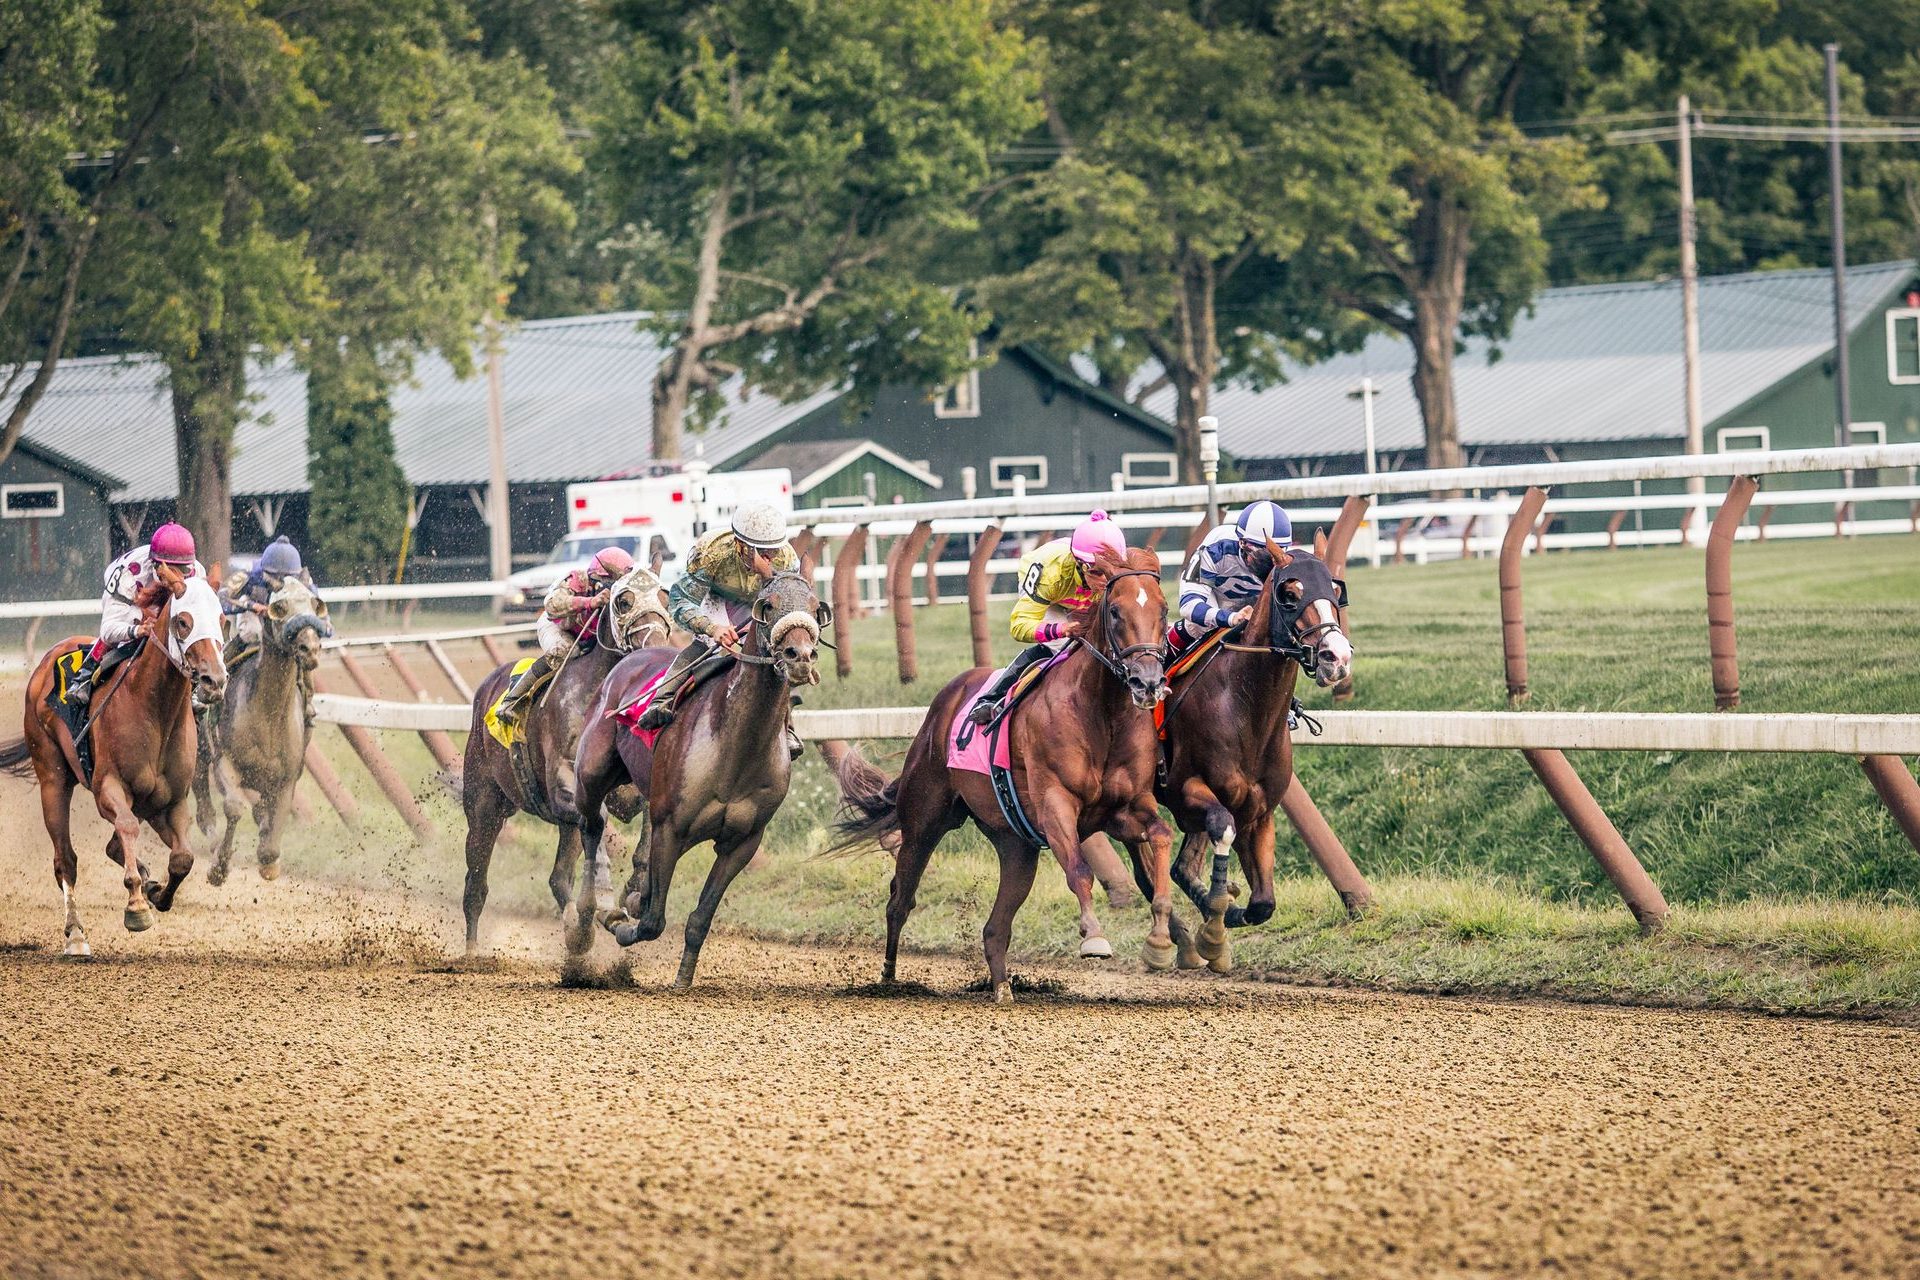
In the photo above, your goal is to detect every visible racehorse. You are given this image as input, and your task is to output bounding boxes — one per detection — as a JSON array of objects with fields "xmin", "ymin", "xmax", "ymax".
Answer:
[
  {"xmin": 574, "ymin": 569, "xmax": 828, "ymax": 989},
  {"xmin": 1156, "ymin": 541, "xmax": 1354, "ymax": 971},
  {"xmin": 460, "ymin": 567, "xmax": 673, "ymax": 953},
  {"xmin": 0, "ymin": 565, "xmax": 227, "ymax": 954},
  {"xmin": 827, "ymin": 546, "xmax": 1175, "ymax": 1003},
  {"xmin": 195, "ymin": 577, "xmax": 329, "ymax": 885}
]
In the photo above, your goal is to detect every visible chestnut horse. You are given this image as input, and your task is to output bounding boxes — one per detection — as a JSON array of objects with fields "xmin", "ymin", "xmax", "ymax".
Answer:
[
  {"xmin": 573, "ymin": 569, "xmax": 828, "ymax": 989},
  {"xmin": 1156, "ymin": 544, "xmax": 1354, "ymax": 972},
  {"xmin": 460, "ymin": 568, "xmax": 673, "ymax": 953},
  {"xmin": 0, "ymin": 565, "xmax": 227, "ymax": 954},
  {"xmin": 827, "ymin": 546, "xmax": 1174, "ymax": 1003}
]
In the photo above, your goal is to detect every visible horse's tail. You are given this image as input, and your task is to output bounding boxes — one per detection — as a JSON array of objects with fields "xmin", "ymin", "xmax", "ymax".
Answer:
[
  {"xmin": 0, "ymin": 736, "xmax": 34, "ymax": 778},
  {"xmin": 820, "ymin": 741, "xmax": 901, "ymax": 857}
]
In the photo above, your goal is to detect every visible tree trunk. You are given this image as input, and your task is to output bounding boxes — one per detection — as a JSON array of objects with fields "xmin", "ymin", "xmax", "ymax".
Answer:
[
  {"xmin": 1407, "ymin": 199, "xmax": 1470, "ymax": 476},
  {"xmin": 1166, "ymin": 247, "xmax": 1218, "ymax": 484},
  {"xmin": 652, "ymin": 171, "xmax": 735, "ymax": 462},
  {"xmin": 0, "ymin": 214, "xmax": 100, "ymax": 469},
  {"xmin": 170, "ymin": 333, "xmax": 242, "ymax": 574}
]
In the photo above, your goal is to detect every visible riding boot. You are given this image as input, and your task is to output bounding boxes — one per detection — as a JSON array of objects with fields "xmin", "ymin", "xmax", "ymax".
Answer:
[
  {"xmin": 66, "ymin": 641, "xmax": 128, "ymax": 707},
  {"xmin": 495, "ymin": 655, "xmax": 555, "ymax": 730},
  {"xmin": 967, "ymin": 641, "xmax": 1054, "ymax": 726},
  {"xmin": 636, "ymin": 638, "xmax": 717, "ymax": 731}
]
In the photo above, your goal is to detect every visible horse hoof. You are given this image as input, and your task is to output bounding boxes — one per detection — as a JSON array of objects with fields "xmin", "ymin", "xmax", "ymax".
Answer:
[
  {"xmin": 1141, "ymin": 938, "xmax": 1177, "ymax": 972},
  {"xmin": 123, "ymin": 906, "xmax": 155, "ymax": 933},
  {"xmin": 257, "ymin": 861, "xmax": 281, "ymax": 882},
  {"xmin": 63, "ymin": 933, "xmax": 91, "ymax": 959},
  {"xmin": 1207, "ymin": 938, "xmax": 1234, "ymax": 974},
  {"xmin": 993, "ymin": 981, "xmax": 1013, "ymax": 1005},
  {"xmin": 1176, "ymin": 944, "xmax": 1206, "ymax": 970},
  {"xmin": 1079, "ymin": 936, "xmax": 1113, "ymax": 960},
  {"xmin": 206, "ymin": 865, "xmax": 228, "ymax": 888}
]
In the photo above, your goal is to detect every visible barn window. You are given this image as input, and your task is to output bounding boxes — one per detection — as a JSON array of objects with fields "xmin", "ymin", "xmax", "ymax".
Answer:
[
  {"xmin": 934, "ymin": 339, "xmax": 982, "ymax": 418},
  {"xmin": 1121, "ymin": 452, "xmax": 1178, "ymax": 487},
  {"xmin": 990, "ymin": 456, "xmax": 1047, "ymax": 490},
  {"xmin": 1847, "ymin": 422, "xmax": 1888, "ymax": 486},
  {"xmin": 1715, "ymin": 426, "xmax": 1769, "ymax": 453},
  {"xmin": 1887, "ymin": 309, "xmax": 1920, "ymax": 384},
  {"xmin": 816, "ymin": 495, "xmax": 869, "ymax": 509},
  {"xmin": 1, "ymin": 483, "xmax": 64, "ymax": 518}
]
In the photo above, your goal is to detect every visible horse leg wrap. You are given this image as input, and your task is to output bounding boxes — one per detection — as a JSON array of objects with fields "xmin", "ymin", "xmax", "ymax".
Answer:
[{"xmin": 1198, "ymin": 837, "xmax": 1234, "ymax": 962}]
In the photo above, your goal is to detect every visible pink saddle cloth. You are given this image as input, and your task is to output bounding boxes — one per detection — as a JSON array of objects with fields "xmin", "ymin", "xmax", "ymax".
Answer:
[
  {"xmin": 608, "ymin": 665, "xmax": 676, "ymax": 749},
  {"xmin": 947, "ymin": 675, "xmax": 1013, "ymax": 775}
]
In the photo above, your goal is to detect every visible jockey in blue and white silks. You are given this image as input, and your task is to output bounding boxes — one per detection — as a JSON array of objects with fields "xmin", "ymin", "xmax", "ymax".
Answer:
[{"xmin": 1172, "ymin": 500, "xmax": 1293, "ymax": 651}]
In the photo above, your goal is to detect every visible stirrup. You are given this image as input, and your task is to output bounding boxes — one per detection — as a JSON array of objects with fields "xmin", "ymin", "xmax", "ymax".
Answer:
[
  {"xmin": 786, "ymin": 725, "xmax": 805, "ymax": 760},
  {"xmin": 967, "ymin": 697, "xmax": 1003, "ymax": 727},
  {"xmin": 636, "ymin": 703, "xmax": 675, "ymax": 731}
]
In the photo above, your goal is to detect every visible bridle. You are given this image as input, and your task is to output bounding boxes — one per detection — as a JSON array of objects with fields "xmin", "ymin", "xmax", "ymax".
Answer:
[
  {"xmin": 1074, "ymin": 567, "xmax": 1169, "ymax": 681},
  {"xmin": 739, "ymin": 571, "xmax": 832, "ymax": 673},
  {"xmin": 1217, "ymin": 556, "xmax": 1348, "ymax": 679}
]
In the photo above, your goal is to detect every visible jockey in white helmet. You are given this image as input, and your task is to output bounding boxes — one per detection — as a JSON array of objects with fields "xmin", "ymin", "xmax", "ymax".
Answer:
[{"xmin": 636, "ymin": 501, "xmax": 805, "ymax": 757}]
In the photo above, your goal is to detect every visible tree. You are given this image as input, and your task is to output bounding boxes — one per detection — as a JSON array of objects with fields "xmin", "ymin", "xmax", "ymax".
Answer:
[
  {"xmin": 0, "ymin": 0, "xmax": 112, "ymax": 467},
  {"xmin": 1296, "ymin": 1, "xmax": 1604, "ymax": 471},
  {"xmin": 307, "ymin": 356, "xmax": 412, "ymax": 583},
  {"xmin": 597, "ymin": 0, "xmax": 1038, "ymax": 459},
  {"xmin": 980, "ymin": 0, "xmax": 1371, "ymax": 483}
]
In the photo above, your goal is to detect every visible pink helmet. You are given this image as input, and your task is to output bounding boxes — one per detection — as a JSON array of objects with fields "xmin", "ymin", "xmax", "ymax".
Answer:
[
  {"xmin": 1069, "ymin": 510, "xmax": 1126, "ymax": 565},
  {"xmin": 150, "ymin": 522, "xmax": 196, "ymax": 565},
  {"xmin": 588, "ymin": 546, "xmax": 635, "ymax": 581}
]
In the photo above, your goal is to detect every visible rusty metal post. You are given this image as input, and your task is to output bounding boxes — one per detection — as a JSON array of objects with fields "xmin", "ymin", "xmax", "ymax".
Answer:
[
  {"xmin": 890, "ymin": 521, "xmax": 933, "ymax": 684},
  {"xmin": 1183, "ymin": 518, "xmax": 1209, "ymax": 562},
  {"xmin": 1861, "ymin": 756, "xmax": 1920, "ymax": 856},
  {"xmin": 1278, "ymin": 775, "xmax": 1372, "ymax": 915},
  {"xmin": 922, "ymin": 533, "xmax": 948, "ymax": 607},
  {"xmin": 311, "ymin": 672, "xmax": 436, "ymax": 842},
  {"xmin": 302, "ymin": 741, "xmax": 362, "ymax": 830},
  {"xmin": 1756, "ymin": 506, "xmax": 1775, "ymax": 541},
  {"xmin": 1142, "ymin": 527, "xmax": 1166, "ymax": 553},
  {"xmin": 1835, "ymin": 500, "xmax": 1851, "ymax": 538},
  {"xmin": 1606, "ymin": 510, "xmax": 1627, "ymax": 550},
  {"xmin": 1460, "ymin": 514, "xmax": 1478, "ymax": 561},
  {"xmin": 1392, "ymin": 519, "xmax": 1413, "ymax": 564},
  {"xmin": 359, "ymin": 647, "xmax": 459, "ymax": 771},
  {"xmin": 797, "ymin": 527, "xmax": 821, "ymax": 589},
  {"xmin": 830, "ymin": 525, "xmax": 869, "ymax": 679},
  {"xmin": 1678, "ymin": 506, "xmax": 1695, "ymax": 548},
  {"xmin": 289, "ymin": 780, "xmax": 316, "ymax": 824},
  {"xmin": 22, "ymin": 616, "xmax": 44, "ymax": 664},
  {"xmin": 1706, "ymin": 475, "xmax": 1759, "ymax": 711},
  {"xmin": 423, "ymin": 638, "xmax": 473, "ymax": 702},
  {"xmin": 966, "ymin": 523, "xmax": 1004, "ymax": 669},
  {"xmin": 1523, "ymin": 748, "xmax": 1668, "ymax": 930},
  {"xmin": 480, "ymin": 633, "xmax": 508, "ymax": 668},
  {"xmin": 1499, "ymin": 488, "xmax": 1550, "ymax": 705}
]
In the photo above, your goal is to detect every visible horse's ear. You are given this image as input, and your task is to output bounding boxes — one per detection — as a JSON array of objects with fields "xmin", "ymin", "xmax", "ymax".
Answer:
[
  {"xmin": 157, "ymin": 562, "xmax": 187, "ymax": 597},
  {"xmin": 1263, "ymin": 536, "xmax": 1292, "ymax": 570}
]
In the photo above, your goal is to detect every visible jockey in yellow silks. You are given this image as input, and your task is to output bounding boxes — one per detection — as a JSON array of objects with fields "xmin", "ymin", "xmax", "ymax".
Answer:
[{"xmin": 966, "ymin": 510, "xmax": 1126, "ymax": 726}]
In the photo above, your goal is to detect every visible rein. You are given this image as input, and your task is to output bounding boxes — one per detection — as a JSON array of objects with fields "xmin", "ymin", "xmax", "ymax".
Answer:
[{"xmin": 1073, "ymin": 568, "xmax": 1169, "ymax": 682}]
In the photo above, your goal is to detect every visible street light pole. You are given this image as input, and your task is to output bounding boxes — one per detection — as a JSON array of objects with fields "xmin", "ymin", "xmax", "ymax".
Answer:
[
  {"xmin": 1198, "ymin": 415, "xmax": 1221, "ymax": 529},
  {"xmin": 1825, "ymin": 43, "xmax": 1856, "ymax": 493}
]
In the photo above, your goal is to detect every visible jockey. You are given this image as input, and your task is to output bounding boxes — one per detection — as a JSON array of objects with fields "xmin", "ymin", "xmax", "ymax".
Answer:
[
  {"xmin": 1171, "ymin": 499, "xmax": 1293, "ymax": 652},
  {"xmin": 66, "ymin": 522, "xmax": 207, "ymax": 705},
  {"xmin": 966, "ymin": 510, "xmax": 1126, "ymax": 726},
  {"xmin": 494, "ymin": 545, "xmax": 636, "ymax": 730},
  {"xmin": 635, "ymin": 502, "xmax": 803, "ymax": 756},
  {"xmin": 221, "ymin": 535, "xmax": 325, "ymax": 665}
]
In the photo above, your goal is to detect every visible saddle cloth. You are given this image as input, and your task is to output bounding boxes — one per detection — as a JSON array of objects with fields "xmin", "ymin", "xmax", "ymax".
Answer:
[
  {"xmin": 945, "ymin": 648, "xmax": 1071, "ymax": 776},
  {"xmin": 608, "ymin": 664, "xmax": 677, "ymax": 749},
  {"xmin": 48, "ymin": 650, "xmax": 95, "ymax": 781},
  {"xmin": 1153, "ymin": 627, "xmax": 1230, "ymax": 739},
  {"xmin": 483, "ymin": 656, "xmax": 540, "ymax": 749}
]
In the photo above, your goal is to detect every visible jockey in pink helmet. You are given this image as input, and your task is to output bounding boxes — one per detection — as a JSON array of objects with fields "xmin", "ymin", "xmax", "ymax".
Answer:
[
  {"xmin": 67, "ymin": 522, "xmax": 206, "ymax": 705},
  {"xmin": 968, "ymin": 510, "xmax": 1129, "ymax": 726},
  {"xmin": 495, "ymin": 544, "xmax": 638, "ymax": 730}
]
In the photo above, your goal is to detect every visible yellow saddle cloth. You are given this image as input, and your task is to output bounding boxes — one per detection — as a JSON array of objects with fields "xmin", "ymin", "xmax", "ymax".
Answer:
[{"xmin": 484, "ymin": 656, "xmax": 541, "ymax": 748}]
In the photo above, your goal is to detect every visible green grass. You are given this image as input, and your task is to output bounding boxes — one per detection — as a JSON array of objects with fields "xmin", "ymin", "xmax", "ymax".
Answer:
[{"xmin": 271, "ymin": 536, "xmax": 1920, "ymax": 1014}]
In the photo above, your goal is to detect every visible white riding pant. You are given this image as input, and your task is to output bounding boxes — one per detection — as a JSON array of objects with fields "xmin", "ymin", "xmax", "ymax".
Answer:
[{"xmin": 535, "ymin": 616, "xmax": 569, "ymax": 659}]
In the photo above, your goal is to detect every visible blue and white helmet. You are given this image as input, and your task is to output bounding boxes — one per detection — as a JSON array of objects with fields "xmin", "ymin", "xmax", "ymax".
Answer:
[{"xmin": 1235, "ymin": 500, "xmax": 1291, "ymax": 548}]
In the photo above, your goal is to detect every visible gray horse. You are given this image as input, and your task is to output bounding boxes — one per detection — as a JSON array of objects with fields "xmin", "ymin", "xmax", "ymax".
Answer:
[{"xmin": 195, "ymin": 577, "xmax": 329, "ymax": 884}]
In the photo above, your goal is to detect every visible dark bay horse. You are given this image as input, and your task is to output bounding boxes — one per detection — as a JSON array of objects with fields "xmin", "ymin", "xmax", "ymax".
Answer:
[
  {"xmin": 827, "ymin": 546, "xmax": 1174, "ymax": 1003},
  {"xmin": 574, "ymin": 570, "xmax": 828, "ymax": 989},
  {"xmin": 196, "ymin": 577, "xmax": 329, "ymax": 885},
  {"xmin": 0, "ymin": 566, "xmax": 227, "ymax": 954},
  {"xmin": 460, "ymin": 568, "xmax": 672, "ymax": 953},
  {"xmin": 1157, "ymin": 543, "xmax": 1354, "ymax": 972}
]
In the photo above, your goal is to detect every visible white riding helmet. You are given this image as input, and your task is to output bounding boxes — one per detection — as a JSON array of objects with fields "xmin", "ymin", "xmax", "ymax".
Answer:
[{"xmin": 731, "ymin": 502, "xmax": 789, "ymax": 550}]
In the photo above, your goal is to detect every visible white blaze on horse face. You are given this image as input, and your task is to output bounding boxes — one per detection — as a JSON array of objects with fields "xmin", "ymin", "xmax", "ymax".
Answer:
[{"xmin": 1135, "ymin": 585, "xmax": 1147, "ymax": 608}]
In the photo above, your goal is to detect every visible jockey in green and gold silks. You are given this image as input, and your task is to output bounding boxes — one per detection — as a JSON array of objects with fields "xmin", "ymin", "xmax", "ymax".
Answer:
[{"xmin": 638, "ymin": 502, "xmax": 804, "ymax": 757}]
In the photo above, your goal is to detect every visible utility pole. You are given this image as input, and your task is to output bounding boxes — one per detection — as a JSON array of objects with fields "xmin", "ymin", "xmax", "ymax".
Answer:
[
  {"xmin": 482, "ymin": 208, "xmax": 513, "ymax": 596},
  {"xmin": 1678, "ymin": 96, "xmax": 1705, "ymax": 506},
  {"xmin": 1825, "ymin": 43, "xmax": 1855, "ymax": 490}
]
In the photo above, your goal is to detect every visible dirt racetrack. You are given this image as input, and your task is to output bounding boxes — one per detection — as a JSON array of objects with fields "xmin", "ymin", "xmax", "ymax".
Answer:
[{"xmin": 3, "ymin": 790, "xmax": 1920, "ymax": 1279}]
